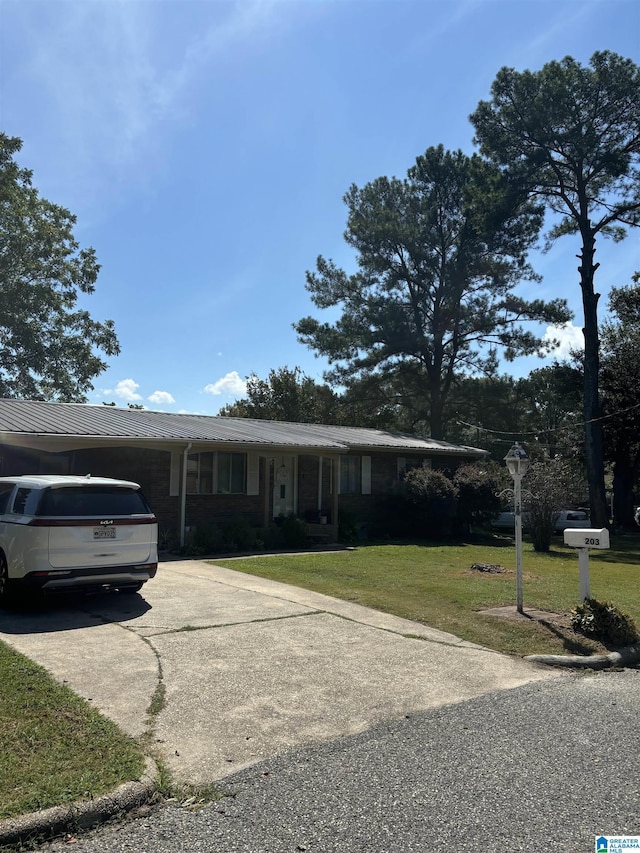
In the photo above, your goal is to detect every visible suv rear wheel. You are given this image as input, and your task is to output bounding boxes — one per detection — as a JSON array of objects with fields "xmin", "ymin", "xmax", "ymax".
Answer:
[{"xmin": 0, "ymin": 552, "xmax": 10, "ymax": 600}]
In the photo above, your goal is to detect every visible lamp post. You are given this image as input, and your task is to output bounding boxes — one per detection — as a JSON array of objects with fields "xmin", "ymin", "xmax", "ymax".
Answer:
[{"xmin": 504, "ymin": 443, "xmax": 529, "ymax": 614}]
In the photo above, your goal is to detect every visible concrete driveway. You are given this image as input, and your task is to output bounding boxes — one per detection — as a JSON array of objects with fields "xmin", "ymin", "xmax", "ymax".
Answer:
[{"xmin": 0, "ymin": 559, "xmax": 559, "ymax": 785}]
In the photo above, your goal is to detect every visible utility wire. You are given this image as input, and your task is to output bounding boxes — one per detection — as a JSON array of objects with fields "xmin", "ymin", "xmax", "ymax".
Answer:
[{"xmin": 456, "ymin": 399, "xmax": 640, "ymax": 438}]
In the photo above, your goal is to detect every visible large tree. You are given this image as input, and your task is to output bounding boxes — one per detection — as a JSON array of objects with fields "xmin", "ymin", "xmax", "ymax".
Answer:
[
  {"xmin": 471, "ymin": 51, "xmax": 640, "ymax": 528},
  {"xmin": 0, "ymin": 134, "xmax": 119, "ymax": 400},
  {"xmin": 516, "ymin": 363, "xmax": 584, "ymax": 460},
  {"xmin": 295, "ymin": 145, "xmax": 569, "ymax": 440},
  {"xmin": 218, "ymin": 366, "xmax": 341, "ymax": 424},
  {"xmin": 601, "ymin": 276, "xmax": 640, "ymax": 528}
]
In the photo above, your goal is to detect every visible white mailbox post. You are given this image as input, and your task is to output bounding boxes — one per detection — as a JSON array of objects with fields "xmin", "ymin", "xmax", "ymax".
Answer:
[{"xmin": 563, "ymin": 528, "xmax": 610, "ymax": 600}]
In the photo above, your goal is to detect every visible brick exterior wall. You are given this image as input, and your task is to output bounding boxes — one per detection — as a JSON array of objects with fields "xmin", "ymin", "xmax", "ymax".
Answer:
[{"xmin": 0, "ymin": 443, "xmax": 472, "ymax": 540}]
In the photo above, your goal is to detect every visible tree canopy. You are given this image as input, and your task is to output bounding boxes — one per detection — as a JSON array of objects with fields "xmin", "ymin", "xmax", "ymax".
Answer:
[
  {"xmin": 0, "ymin": 134, "xmax": 119, "ymax": 400},
  {"xmin": 471, "ymin": 50, "xmax": 640, "ymax": 527},
  {"xmin": 295, "ymin": 145, "xmax": 569, "ymax": 439},
  {"xmin": 218, "ymin": 366, "xmax": 341, "ymax": 424}
]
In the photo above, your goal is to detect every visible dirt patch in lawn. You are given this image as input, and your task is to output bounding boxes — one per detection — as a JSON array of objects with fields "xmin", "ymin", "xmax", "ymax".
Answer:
[{"xmin": 479, "ymin": 605, "xmax": 572, "ymax": 629}]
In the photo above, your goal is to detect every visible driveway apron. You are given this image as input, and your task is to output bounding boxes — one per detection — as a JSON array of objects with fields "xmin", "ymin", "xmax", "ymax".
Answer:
[{"xmin": 0, "ymin": 559, "xmax": 559, "ymax": 784}]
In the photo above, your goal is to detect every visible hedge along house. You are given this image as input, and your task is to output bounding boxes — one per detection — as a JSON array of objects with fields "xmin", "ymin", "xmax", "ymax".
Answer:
[{"xmin": 0, "ymin": 399, "xmax": 487, "ymax": 546}]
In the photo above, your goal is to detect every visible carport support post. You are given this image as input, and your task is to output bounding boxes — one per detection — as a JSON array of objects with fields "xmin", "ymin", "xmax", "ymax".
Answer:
[
  {"xmin": 180, "ymin": 442, "xmax": 192, "ymax": 548},
  {"xmin": 577, "ymin": 548, "xmax": 591, "ymax": 601}
]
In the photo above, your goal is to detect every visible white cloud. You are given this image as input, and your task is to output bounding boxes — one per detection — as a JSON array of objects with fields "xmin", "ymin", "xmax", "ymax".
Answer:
[
  {"xmin": 204, "ymin": 371, "xmax": 247, "ymax": 397},
  {"xmin": 542, "ymin": 322, "xmax": 584, "ymax": 359},
  {"xmin": 148, "ymin": 390, "xmax": 175, "ymax": 404},
  {"xmin": 107, "ymin": 378, "xmax": 143, "ymax": 401}
]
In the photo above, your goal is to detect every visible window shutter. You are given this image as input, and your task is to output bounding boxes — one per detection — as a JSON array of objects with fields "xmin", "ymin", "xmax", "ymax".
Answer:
[
  {"xmin": 361, "ymin": 456, "xmax": 371, "ymax": 494},
  {"xmin": 169, "ymin": 452, "xmax": 180, "ymax": 496},
  {"xmin": 247, "ymin": 453, "xmax": 260, "ymax": 495},
  {"xmin": 397, "ymin": 457, "xmax": 406, "ymax": 478}
]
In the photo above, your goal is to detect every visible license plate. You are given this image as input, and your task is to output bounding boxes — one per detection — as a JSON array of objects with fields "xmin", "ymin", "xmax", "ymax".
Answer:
[{"xmin": 93, "ymin": 527, "xmax": 116, "ymax": 539}]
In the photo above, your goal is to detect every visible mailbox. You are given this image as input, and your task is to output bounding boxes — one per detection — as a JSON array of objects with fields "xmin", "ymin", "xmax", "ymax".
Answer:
[
  {"xmin": 563, "ymin": 528, "xmax": 609, "ymax": 600},
  {"xmin": 563, "ymin": 528, "xmax": 610, "ymax": 549}
]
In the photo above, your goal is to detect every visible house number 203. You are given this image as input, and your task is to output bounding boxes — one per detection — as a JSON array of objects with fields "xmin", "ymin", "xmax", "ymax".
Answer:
[{"xmin": 584, "ymin": 537, "xmax": 600, "ymax": 545}]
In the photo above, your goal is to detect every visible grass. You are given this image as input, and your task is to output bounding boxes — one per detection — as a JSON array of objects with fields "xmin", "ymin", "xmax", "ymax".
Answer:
[
  {"xmin": 0, "ymin": 641, "xmax": 146, "ymax": 823},
  {"xmin": 1, "ymin": 532, "xmax": 638, "ymax": 830},
  {"xmin": 212, "ymin": 533, "xmax": 640, "ymax": 657}
]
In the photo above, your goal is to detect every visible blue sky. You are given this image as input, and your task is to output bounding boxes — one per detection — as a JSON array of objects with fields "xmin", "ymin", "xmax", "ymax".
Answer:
[{"xmin": 2, "ymin": 0, "xmax": 639, "ymax": 415}]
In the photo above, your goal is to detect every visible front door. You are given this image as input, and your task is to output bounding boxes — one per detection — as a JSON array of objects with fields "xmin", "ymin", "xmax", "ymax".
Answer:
[{"xmin": 273, "ymin": 455, "xmax": 295, "ymax": 519}]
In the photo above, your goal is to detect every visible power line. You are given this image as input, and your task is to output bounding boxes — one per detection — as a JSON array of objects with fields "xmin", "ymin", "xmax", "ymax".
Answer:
[{"xmin": 456, "ymin": 399, "xmax": 640, "ymax": 438}]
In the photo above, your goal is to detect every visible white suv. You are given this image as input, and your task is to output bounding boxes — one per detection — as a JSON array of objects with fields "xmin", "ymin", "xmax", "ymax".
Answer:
[{"xmin": 0, "ymin": 475, "xmax": 158, "ymax": 599}]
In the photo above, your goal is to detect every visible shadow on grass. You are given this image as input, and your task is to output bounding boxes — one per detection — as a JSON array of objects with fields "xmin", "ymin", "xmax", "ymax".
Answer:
[
  {"xmin": 527, "ymin": 614, "xmax": 602, "ymax": 655},
  {"xmin": 353, "ymin": 533, "xmax": 518, "ymax": 550}
]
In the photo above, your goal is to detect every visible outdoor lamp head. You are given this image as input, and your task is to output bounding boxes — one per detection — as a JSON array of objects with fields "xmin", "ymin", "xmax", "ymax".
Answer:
[{"xmin": 504, "ymin": 443, "xmax": 529, "ymax": 478}]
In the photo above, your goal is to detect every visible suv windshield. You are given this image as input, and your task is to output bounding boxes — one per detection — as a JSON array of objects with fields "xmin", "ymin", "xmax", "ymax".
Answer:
[{"xmin": 38, "ymin": 486, "xmax": 152, "ymax": 517}]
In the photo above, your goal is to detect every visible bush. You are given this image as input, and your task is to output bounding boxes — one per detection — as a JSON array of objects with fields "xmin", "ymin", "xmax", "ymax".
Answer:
[
  {"xmin": 571, "ymin": 598, "xmax": 639, "ymax": 647},
  {"xmin": 523, "ymin": 457, "xmax": 587, "ymax": 553},
  {"xmin": 371, "ymin": 468, "xmax": 458, "ymax": 540},
  {"xmin": 337, "ymin": 511, "xmax": 359, "ymax": 543},
  {"xmin": 192, "ymin": 522, "xmax": 223, "ymax": 554},
  {"xmin": 277, "ymin": 513, "xmax": 309, "ymax": 548},
  {"xmin": 453, "ymin": 461, "xmax": 506, "ymax": 530},
  {"xmin": 220, "ymin": 516, "xmax": 258, "ymax": 552},
  {"xmin": 191, "ymin": 517, "xmax": 259, "ymax": 554},
  {"xmin": 404, "ymin": 467, "xmax": 458, "ymax": 537}
]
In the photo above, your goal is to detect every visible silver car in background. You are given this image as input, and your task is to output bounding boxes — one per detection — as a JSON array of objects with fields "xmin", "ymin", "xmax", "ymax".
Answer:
[{"xmin": 491, "ymin": 508, "xmax": 591, "ymax": 533}]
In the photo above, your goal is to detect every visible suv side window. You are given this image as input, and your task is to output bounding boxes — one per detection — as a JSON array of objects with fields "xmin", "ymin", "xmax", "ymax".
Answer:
[
  {"xmin": 0, "ymin": 484, "xmax": 15, "ymax": 514},
  {"xmin": 11, "ymin": 488, "xmax": 36, "ymax": 516}
]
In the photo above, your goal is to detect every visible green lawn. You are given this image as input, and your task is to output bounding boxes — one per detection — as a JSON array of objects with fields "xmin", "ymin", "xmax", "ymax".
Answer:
[
  {"xmin": 213, "ymin": 534, "xmax": 640, "ymax": 657},
  {"xmin": 2, "ymin": 533, "xmax": 638, "ymax": 828},
  {"xmin": 0, "ymin": 640, "xmax": 146, "ymax": 823}
]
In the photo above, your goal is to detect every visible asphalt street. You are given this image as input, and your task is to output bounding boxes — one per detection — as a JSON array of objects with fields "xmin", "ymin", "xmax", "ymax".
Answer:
[{"xmin": 40, "ymin": 669, "xmax": 640, "ymax": 853}]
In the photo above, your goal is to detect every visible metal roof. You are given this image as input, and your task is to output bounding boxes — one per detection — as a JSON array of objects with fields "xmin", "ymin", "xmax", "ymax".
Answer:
[{"xmin": 0, "ymin": 399, "xmax": 486, "ymax": 457}]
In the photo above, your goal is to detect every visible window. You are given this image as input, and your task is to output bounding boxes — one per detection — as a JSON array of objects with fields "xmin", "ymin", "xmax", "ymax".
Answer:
[
  {"xmin": 217, "ymin": 452, "xmax": 246, "ymax": 494},
  {"xmin": 0, "ymin": 483, "xmax": 14, "ymax": 514},
  {"xmin": 340, "ymin": 456, "xmax": 361, "ymax": 494},
  {"xmin": 11, "ymin": 488, "xmax": 33, "ymax": 515},
  {"xmin": 186, "ymin": 452, "xmax": 247, "ymax": 495},
  {"xmin": 38, "ymin": 486, "xmax": 151, "ymax": 517}
]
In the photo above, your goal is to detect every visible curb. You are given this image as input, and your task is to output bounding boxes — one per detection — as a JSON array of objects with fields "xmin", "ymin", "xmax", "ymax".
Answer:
[
  {"xmin": 525, "ymin": 644, "xmax": 640, "ymax": 669},
  {"xmin": 0, "ymin": 757, "xmax": 159, "ymax": 848}
]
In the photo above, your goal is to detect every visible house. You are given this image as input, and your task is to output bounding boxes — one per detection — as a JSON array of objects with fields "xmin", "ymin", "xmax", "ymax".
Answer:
[{"xmin": 0, "ymin": 399, "xmax": 486, "ymax": 545}]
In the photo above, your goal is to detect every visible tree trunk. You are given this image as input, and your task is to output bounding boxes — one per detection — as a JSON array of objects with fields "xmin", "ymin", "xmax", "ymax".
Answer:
[
  {"xmin": 579, "ymin": 232, "xmax": 609, "ymax": 528},
  {"xmin": 612, "ymin": 462, "xmax": 636, "ymax": 529},
  {"xmin": 429, "ymin": 374, "xmax": 444, "ymax": 440}
]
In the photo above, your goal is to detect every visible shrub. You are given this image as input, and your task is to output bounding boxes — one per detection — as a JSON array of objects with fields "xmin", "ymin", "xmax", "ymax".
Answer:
[
  {"xmin": 256, "ymin": 525, "xmax": 285, "ymax": 551},
  {"xmin": 337, "ymin": 511, "xmax": 359, "ymax": 543},
  {"xmin": 523, "ymin": 457, "xmax": 587, "ymax": 552},
  {"xmin": 220, "ymin": 516, "xmax": 258, "ymax": 552},
  {"xmin": 371, "ymin": 468, "xmax": 458, "ymax": 540},
  {"xmin": 278, "ymin": 513, "xmax": 309, "ymax": 548},
  {"xmin": 453, "ymin": 461, "xmax": 506, "ymax": 530},
  {"xmin": 158, "ymin": 524, "xmax": 179, "ymax": 552},
  {"xmin": 403, "ymin": 467, "xmax": 458, "ymax": 537},
  {"xmin": 571, "ymin": 598, "xmax": 639, "ymax": 647},
  {"xmin": 192, "ymin": 522, "xmax": 223, "ymax": 554}
]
